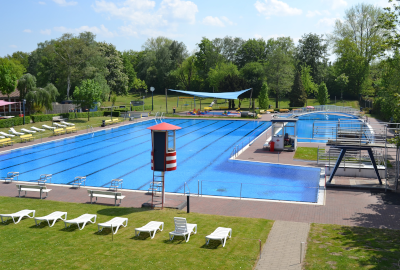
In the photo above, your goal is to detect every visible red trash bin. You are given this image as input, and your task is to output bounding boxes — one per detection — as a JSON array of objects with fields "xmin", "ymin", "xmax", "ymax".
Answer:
[
  {"xmin": 269, "ymin": 141, "xmax": 275, "ymax": 152},
  {"xmin": 19, "ymin": 114, "xmax": 24, "ymax": 117}
]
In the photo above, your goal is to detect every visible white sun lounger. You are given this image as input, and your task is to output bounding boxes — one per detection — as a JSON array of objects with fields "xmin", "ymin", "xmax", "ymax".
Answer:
[
  {"xmin": 61, "ymin": 121, "xmax": 75, "ymax": 126},
  {"xmin": 97, "ymin": 217, "xmax": 128, "ymax": 234},
  {"xmin": 169, "ymin": 217, "xmax": 197, "ymax": 242},
  {"xmin": 64, "ymin": 214, "xmax": 97, "ymax": 230},
  {"xmin": 54, "ymin": 123, "xmax": 66, "ymax": 128},
  {"xmin": 31, "ymin": 126, "xmax": 45, "ymax": 132},
  {"xmin": 0, "ymin": 131, "xmax": 14, "ymax": 137},
  {"xmin": 42, "ymin": 125, "xmax": 56, "ymax": 130},
  {"xmin": 0, "ymin": 209, "xmax": 35, "ymax": 224},
  {"xmin": 9, "ymin": 128, "xmax": 24, "ymax": 136},
  {"xmin": 21, "ymin": 128, "xmax": 36, "ymax": 134},
  {"xmin": 34, "ymin": 211, "xmax": 67, "ymax": 227},
  {"xmin": 205, "ymin": 227, "xmax": 232, "ymax": 247},
  {"xmin": 135, "ymin": 221, "xmax": 164, "ymax": 239}
]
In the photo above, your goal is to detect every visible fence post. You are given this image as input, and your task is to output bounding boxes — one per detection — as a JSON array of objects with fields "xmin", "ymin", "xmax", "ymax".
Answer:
[{"xmin": 300, "ymin": 242, "xmax": 305, "ymax": 263}]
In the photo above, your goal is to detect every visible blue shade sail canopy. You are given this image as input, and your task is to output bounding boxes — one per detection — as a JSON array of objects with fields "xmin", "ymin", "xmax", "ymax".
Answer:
[{"xmin": 168, "ymin": 89, "xmax": 252, "ymax": 99}]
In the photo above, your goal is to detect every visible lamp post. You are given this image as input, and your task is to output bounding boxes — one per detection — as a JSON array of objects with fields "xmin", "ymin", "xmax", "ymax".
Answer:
[
  {"xmin": 150, "ymin": 87, "xmax": 155, "ymax": 111},
  {"xmin": 22, "ymin": 99, "xmax": 26, "ymax": 125}
]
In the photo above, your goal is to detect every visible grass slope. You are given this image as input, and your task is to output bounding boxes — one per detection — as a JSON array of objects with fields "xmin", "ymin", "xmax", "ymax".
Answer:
[
  {"xmin": 304, "ymin": 223, "xmax": 400, "ymax": 269},
  {"xmin": 0, "ymin": 197, "xmax": 272, "ymax": 269}
]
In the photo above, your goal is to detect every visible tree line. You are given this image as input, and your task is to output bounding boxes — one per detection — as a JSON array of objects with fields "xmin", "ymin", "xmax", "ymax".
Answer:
[{"xmin": 1, "ymin": 2, "xmax": 400, "ymax": 116}]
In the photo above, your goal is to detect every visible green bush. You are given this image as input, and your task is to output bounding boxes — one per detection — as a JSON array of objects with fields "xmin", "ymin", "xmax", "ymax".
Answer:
[
  {"xmin": 31, "ymin": 114, "xmax": 60, "ymax": 123},
  {"xmin": 68, "ymin": 111, "xmax": 105, "ymax": 119},
  {"xmin": 0, "ymin": 116, "xmax": 31, "ymax": 128},
  {"xmin": 104, "ymin": 111, "xmax": 120, "ymax": 117}
]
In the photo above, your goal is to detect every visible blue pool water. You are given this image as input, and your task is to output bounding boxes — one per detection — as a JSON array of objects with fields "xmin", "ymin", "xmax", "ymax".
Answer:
[
  {"xmin": 275, "ymin": 113, "xmax": 361, "ymax": 142},
  {"xmin": 0, "ymin": 119, "xmax": 321, "ymax": 202}
]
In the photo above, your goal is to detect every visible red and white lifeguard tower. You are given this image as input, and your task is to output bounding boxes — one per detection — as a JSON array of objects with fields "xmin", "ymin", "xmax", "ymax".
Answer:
[{"xmin": 147, "ymin": 122, "xmax": 181, "ymax": 209}]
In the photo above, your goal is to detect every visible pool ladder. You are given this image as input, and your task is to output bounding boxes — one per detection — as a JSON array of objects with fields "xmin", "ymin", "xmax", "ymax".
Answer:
[{"xmin": 87, "ymin": 125, "xmax": 94, "ymax": 137}]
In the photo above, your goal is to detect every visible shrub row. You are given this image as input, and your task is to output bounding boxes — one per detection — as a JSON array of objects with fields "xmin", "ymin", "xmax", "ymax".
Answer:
[
  {"xmin": 0, "ymin": 116, "xmax": 31, "ymax": 128},
  {"xmin": 104, "ymin": 111, "xmax": 120, "ymax": 117}
]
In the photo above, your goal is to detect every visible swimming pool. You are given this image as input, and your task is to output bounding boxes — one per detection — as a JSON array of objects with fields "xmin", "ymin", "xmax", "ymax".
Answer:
[
  {"xmin": 275, "ymin": 112, "xmax": 361, "ymax": 142},
  {"xmin": 0, "ymin": 119, "xmax": 321, "ymax": 203}
]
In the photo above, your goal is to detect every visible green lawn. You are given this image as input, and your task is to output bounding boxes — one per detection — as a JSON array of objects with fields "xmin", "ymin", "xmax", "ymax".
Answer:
[
  {"xmin": 293, "ymin": 147, "xmax": 323, "ymax": 161},
  {"xmin": 304, "ymin": 223, "xmax": 400, "ymax": 269},
  {"xmin": 0, "ymin": 197, "xmax": 272, "ymax": 269},
  {"xmin": 102, "ymin": 93, "xmax": 361, "ymax": 113}
]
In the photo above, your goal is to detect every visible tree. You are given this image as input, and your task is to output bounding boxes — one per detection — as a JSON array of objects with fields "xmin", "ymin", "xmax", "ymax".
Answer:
[
  {"xmin": 218, "ymin": 74, "xmax": 248, "ymax": 109},
  {"xmin": 379, "ymin": 0, "xmax": 400, "ymax": 50},
  {"xmin": 212, "ymin": 36, "xmax": 245, "ymax": 63},
  {"xmin": 235, "ymin": 38, "xmax": 267, "ymax": 68},
  {"xmin": 171, "ymin": 55, "xmax": 198, "ymax": 91},
  {"xmin": 208, "ymin": 62, "xmax": 239, "ymax": 92},
  {"xmin": 240, "ymin": 62, "xmax": 267, "ymax": 99},
  {"xmin": 17, "ymin": 73, "xmax": 37, "ymax": 100},
  {"xmin": 0, "ymin": 58, "xmax": 25, "ymax": 107},
  {"xmin": 335, "ymin": 73, "xmax": 349, "ymax": 101},
  {"xmin": 296, "ymin": 33, "xmax": 328, "ymax": 84},
  {"xmin": 25, "ymin": 83, "xmax": 59, "ymax": 113},
  {"xmin": 195, "ymin": 37, "xmax": 222, "ymax": 82},
  {"xmin": 73, "ymin": 79, "xmax": 103, "ymax": 121},
  {"xmin": 98, "ymin": 42, "xmax": 129, "ymax": 97},
  {"xmin": 265, "ymin": 37, "xmax": 295, "ymax": 108},
  {"xmin": 258, "ymin": 82, "xmax": 269, "ymax": 109},
  {"xmin": 53, "ymin": 32, "xmax": 99, "ymax": 99},
  {"xmin": 317, "ymin": 82, "xmax": 329, "ymax": 105},
  {"xmin": 300, "ymin": 65, "xmax": 317, "ymax": 102},
  {"xmin": 6, "ymin": 51, "xmax": 30, "ymax": 70},
  {"xmin": 289, "ymin": 71, "xmax": 307, "ymax": 107}
]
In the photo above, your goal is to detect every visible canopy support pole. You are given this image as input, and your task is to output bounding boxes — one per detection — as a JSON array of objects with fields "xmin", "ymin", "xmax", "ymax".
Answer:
[
  {"xmin": 165, "ymin": 88, "xmax": 168, "ymax": 114},
  {"xmin": 248, "ymin": 88, "xmax": 253, "ymax": 112}
]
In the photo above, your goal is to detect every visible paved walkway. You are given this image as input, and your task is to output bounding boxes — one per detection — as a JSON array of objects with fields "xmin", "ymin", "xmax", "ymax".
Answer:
[{"xmin": 256, "ymin": 221, "xmax": 310, "ymax": 270}]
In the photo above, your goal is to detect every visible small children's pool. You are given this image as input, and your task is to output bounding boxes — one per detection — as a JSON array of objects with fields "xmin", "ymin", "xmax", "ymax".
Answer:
[{"xmin": 0, "ymin": 119, "xmax": 321, "ymax": 203}]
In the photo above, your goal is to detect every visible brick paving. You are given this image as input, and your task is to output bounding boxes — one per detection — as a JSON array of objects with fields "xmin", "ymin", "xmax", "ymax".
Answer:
[{"xmin": 255, "ymin": 221, "xmax": 310, "ymax": 270}]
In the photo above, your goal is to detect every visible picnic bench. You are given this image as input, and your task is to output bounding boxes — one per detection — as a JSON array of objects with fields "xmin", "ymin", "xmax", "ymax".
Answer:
[
  {"xmin": 17, "ymin": 184, "xmax": 52, "ymax": 199},
  {"xmin": 52, "ymin": 116, "xmax": 67, "ymax": 122},
  {"xmin": 53, "ymin": 128, "xmax": 66, "ymax": 136},
  {"xmin": 20, "ymin": 134, "xmax": 34, "ymax": 143},
  {"xmin": 87, "ymin": 190, "xmax": 125, "ymax": 206},
  {"xmin": 65, "ymin": 126, "xmax": 77, "ymax": 134},
  {"xmin": 0, "ymin": 138, "xmax": 13, "ymax": 147}
]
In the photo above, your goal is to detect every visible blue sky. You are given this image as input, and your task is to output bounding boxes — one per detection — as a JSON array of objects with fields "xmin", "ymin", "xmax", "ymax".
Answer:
[{"xmin": 0, "ymin": 0, "xmax": 391, "ymax": 57}]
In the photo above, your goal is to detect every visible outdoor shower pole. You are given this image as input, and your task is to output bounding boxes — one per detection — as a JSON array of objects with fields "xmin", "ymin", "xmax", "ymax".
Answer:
[
  {"xmin": 22, "ymin": 99, "xmax": 26, "ymax": 125},
  {"xmin": 165, "ymin": 88, "xmax": 168, "ymax": 114}
]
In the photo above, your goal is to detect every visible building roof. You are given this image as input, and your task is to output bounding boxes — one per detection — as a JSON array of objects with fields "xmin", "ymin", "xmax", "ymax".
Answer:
[
  {"xmin": 0, "ymin": 89, "xmax": 20, "ymax": 99},
  {"xmin": 147, "ymin": 122, "xmax": 182, "ymax": 131}
]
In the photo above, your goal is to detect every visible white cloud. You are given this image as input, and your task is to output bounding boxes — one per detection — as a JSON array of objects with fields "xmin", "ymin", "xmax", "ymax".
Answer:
[
  {"xmin": 202, "ymin": 16, "xmax": 225, "ymax": 27},
  {"xmin": 306, "ymin": 10, "xmax": 330, "ymax": 18},
  {"xmin": 93, "ymin": 0, "xmax": 198, "ymax": 37},
  {"xmin": 317, "ymin": 17, "xmax": 339, "ymax": 27},
  {"xmin": 39, "ymin": 1, "xmax": 46, "ymax": 4},
  {"xmin": 52, "ymin": 0, "xmax": 77, "ymax": 6},
  {"xmin": 54, "ymin": 24, "xmax": 115, "ymax": 37},
  {"xmin": 40, "ymin": 29, "xmax": 52, "ymax": 35},
  {"xmin": 254, "ymin": 0, "xmax": 302, "ymax": 18},
  {"xmin": 23, "ymin": 29, "xmax": 32, "ymax": 33},
  {"xmin": 159, "ymin": 0, "xmax": 198, "ymax": 24},
  {"xmin": 322, "ymin": 0, "xmax": 347, "ymax": 10},
  {"xmin": 221, "ymin": 16, "xmax": 235, "ymax": 25},
  {"xmin": 254, "ymin": 34, "xmax": 263, "ymax": 39},
  {"xmin": 9, "ymin": 45, "xmax": 17, "ymax": 48}
]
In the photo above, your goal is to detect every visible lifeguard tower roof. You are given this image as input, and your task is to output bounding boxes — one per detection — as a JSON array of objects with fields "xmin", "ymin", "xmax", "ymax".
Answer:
[
  {"xmin": 271, "ymin": 118, "xmax": 298, "ymax": 123},
  {"xmin": 147, "ymin": 122, "xmax": 182, "ymax": 131}
]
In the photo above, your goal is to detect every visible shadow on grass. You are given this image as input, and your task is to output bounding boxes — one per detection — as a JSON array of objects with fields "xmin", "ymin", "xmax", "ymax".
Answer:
[
  {"xmin": 0, "ymin": 220, "xmax": 15, "ymax": 226},
  {"xmin": 131, "ymin": 233, "xmax": 151, "ymax": 240},
  {"xmin": 29, "ymin": 223, "xmax": 49, "ymax": 229},
  {"xmin": 97, "ymin": 207, "xmax": 150, "ymax": 216},
  {"xmin": 200, "ymin": 240, "xmax": 222, "ymax": 249}
]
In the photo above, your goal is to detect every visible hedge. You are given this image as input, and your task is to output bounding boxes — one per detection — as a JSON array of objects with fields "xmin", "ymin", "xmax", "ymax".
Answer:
[
  {"xmin": 0, "ymin": 116, "xmax": 31, "ymax": 128},
  {"xmin": 104, "ymin": 111, "xmax": 120, "ymax": 117},
  {"xmin": 31, "ymin": 114, "xmax": 63, "ymax": 123}
]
